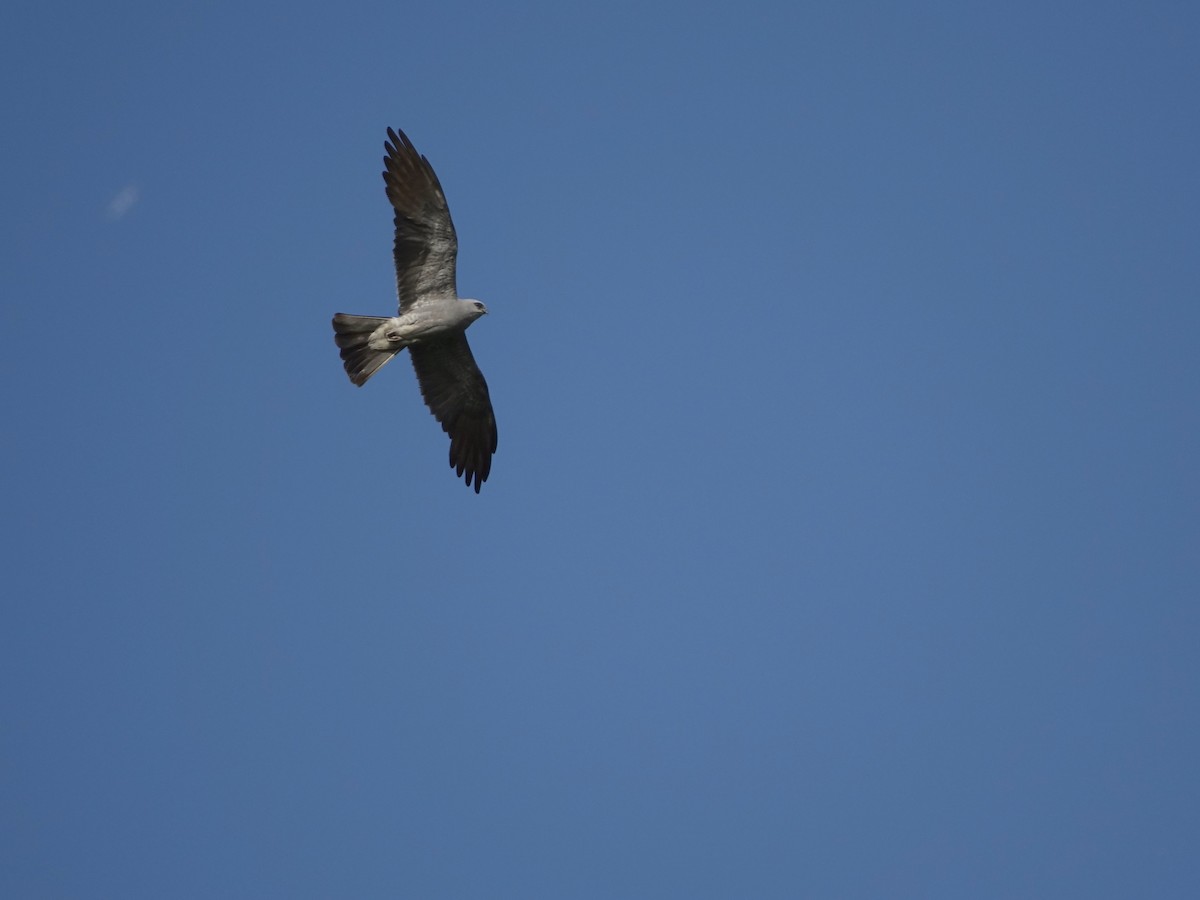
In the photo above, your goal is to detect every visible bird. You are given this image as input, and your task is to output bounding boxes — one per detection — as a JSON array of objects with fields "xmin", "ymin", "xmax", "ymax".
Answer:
[{"xmin": 332, "ymin": 127, "xmax": 497, "ymax": 492}]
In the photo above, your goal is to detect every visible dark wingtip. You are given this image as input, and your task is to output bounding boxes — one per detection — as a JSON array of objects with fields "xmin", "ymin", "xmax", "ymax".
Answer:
[{"xmin": 450, "ymin": 445, "xmax": 491, "ymax": 493}]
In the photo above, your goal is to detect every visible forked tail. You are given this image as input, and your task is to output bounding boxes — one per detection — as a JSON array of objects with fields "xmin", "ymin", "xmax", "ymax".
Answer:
[{"xmin": 331, "ymin": 314, "xmax": 396, "ymax": 386}]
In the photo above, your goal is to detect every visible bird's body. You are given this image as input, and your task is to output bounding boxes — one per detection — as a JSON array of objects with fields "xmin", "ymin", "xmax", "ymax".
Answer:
[
  {"xmin": 332, "ymin": 127, "xmax": 497, "ymax": 492},
  {"xmin": 337, "ymin": 301, "xmax": 484, "ymax": 356}
]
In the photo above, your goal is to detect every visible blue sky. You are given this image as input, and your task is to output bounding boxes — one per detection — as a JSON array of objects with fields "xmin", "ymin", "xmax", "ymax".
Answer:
[{"xmin": 3, "ymin": 1, "xmax": 1198, "ymax": 897}]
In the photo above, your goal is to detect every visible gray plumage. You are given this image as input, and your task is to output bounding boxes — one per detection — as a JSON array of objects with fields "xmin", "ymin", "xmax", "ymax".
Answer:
[{"xmin": 332, "ymin": 127, "xmax": 497, "ymax": 492}]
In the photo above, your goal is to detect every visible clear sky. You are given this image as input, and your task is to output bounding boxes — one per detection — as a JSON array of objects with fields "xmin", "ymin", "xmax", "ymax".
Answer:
[{"xmin": 3, "ymin": 1, "xmax": 1198, "ymax": 897}]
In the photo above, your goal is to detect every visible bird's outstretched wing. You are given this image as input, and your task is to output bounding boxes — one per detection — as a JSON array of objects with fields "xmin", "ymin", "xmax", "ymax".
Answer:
[
  {"xmin": 383, "ymin": 126, "xmax": 459, "ymax": 310},
  {"xmin": 409, "ymin": 334, "xmax": 497, "ymax": 492}
]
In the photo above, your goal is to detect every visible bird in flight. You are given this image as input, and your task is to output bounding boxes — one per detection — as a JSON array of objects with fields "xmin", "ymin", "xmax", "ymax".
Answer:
[{"xmin": 332, "ymin": 127, "xmax": 497, "ymax": 492}]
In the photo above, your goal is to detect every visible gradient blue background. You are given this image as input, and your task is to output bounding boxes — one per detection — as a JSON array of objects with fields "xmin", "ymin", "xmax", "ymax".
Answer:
[{"xmin": 3, "ymin": 1, "xmax": 1198, "ymax": 897}]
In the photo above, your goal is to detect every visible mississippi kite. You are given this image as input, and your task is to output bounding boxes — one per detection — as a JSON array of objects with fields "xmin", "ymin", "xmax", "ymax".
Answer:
[{"xmin": 332, "ymin": 127, "xmax": 497, "ymax": 492}]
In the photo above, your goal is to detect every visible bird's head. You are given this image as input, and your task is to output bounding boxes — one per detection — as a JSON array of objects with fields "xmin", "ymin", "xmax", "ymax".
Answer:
[{"xmin": 465, "ymin": 299, "xmax": 488, "ymax": 321}]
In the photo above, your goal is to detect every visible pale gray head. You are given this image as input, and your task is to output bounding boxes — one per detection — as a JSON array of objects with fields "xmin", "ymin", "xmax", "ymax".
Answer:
[{"xmin": 463, "ymin": 299, "xmax": 488, "ymax": 322}]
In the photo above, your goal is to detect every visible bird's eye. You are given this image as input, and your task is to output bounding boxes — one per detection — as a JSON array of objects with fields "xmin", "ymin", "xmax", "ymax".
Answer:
[{"xmin": 386, "ymin": 331, "xmax": 401, "ymax": 342}]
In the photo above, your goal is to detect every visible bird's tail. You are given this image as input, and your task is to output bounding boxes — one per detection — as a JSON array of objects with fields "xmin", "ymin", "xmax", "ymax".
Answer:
[{"xmin": 332, "ymin": 314, "xmax": 396, "ymax": 386}]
